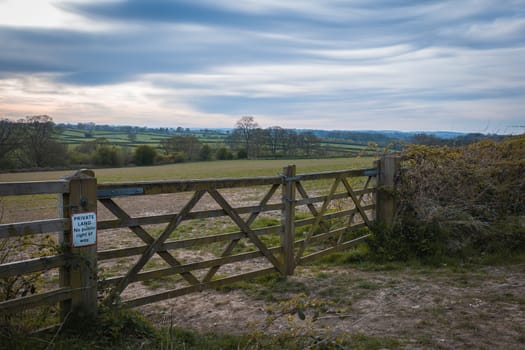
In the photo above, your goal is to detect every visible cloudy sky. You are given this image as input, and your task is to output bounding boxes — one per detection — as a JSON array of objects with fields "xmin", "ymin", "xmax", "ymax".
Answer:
[{"xmin": 1, "ymin": 0, "xmax": 524, "ymax": 133}]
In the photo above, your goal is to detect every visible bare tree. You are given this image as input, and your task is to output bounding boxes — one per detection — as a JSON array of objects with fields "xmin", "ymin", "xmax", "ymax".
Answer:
[
  {"xmin": 266, "ymin": 126, "xmax": 287, "ymax": 156},
  {"xmin": 234, "ymin": 116, "xmax": 259, "ymax": 158},
  {"xmin": 302, "ymin": 131, "xmax": 321, "ymax": 157},
  {"xmin": 281, "ymin": 129, "xmax": 299, "ymax": 156},
  {"xmin": 252, "ymin": 128, "xmax": 269, "ymax": 158},
  {"xmin": 160, "ymin": 135, "xmax": 202, "ymax": 161}
]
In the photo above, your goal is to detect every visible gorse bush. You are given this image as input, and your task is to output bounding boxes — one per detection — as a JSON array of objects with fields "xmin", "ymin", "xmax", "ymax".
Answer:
[{"xmin": 370, "ymin": 135, "xmax": 525, "ymax": 262}]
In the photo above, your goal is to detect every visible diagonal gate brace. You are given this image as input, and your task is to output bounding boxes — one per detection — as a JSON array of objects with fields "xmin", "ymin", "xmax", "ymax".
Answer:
[
  {"xmin": 202, "ymin": 184, "xmax": 280, "ymax": 282},
  {"xmin": 99, "ymin": 198, "xmax": 201, "ymax": 287},
  {"xmin": 105, "ymin": 190, "xmax": 205, "ymax": 303},
  {"xmin": 207, "ymin": 189, "xmax": 285, "ymax": 276}
]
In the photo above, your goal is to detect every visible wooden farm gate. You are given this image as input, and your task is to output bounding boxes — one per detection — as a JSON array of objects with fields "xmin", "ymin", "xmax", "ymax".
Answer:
[{"xmin": 0, "ymin": 156, "xmax": 399, "ymax": 319}]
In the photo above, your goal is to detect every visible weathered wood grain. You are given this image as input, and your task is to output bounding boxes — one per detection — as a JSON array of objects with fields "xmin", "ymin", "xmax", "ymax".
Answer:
[
  {"xmin": 0, "ymin": 180, "xmax": 68, "ymax": 196},
  {"xmin": 0, "ymin": 288, "xmax": 72, "ymax": 314},
  {"xmin": 103, "ymin": 247, "xmax": 280, "ymax": 286},
  {"xmin": 0, "ymin": 254, "xmax": 67, "ymax": 278},
  {"xmin": 0, "ymin": 218, "xmax": 67, "ymax": 239}
]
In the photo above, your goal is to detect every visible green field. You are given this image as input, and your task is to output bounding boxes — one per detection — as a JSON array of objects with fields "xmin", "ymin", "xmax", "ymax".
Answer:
[
  {"xmin": 59, "ymin": 127, "xmax": 228, "ymax": 145},
  {"xmin": 57, "ymin": 126, "xmax": 377, "ymax": 156},
  {"xmin": 0, "ymin": 157, "xmax": 376, "ymax": 183},
  {"xmin": 60, "ymin": 128, "xmax": 169, "ymax": 147}
]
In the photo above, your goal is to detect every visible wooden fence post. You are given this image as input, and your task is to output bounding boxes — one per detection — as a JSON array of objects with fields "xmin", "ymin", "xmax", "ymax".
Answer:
[
  {"xmin": 375, "ymin": 155, "xmax": 400, "ymax": 227},
  {"xmin": 281, "ymin": 165, "xmax": 296, "ymax": 276},
  {"xmin": 59, "ymin": 169, "xmax": 98, "ymax": 320}
]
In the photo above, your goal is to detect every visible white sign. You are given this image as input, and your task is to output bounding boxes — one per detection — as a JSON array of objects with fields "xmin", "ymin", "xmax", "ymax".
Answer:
[{"xmin": 71, "ymin": 212, "xmax": 97, "ymax": 247}]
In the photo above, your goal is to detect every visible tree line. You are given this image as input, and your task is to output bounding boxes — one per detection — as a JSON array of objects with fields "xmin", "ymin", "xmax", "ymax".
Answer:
[
  {"xmin": 0, "ymin": 116, "xmax": 138, "ymax": 169},
  {"xmin": 0, "ymin": 115, "xmax": 68, "ymax": 169},
  {"xmin": 225, "ymin": 116, "xmax": 322, "ymax": 159},
  {"xmin": 0, "ymin": 116, "xmax": 328, "ymax": 170}
]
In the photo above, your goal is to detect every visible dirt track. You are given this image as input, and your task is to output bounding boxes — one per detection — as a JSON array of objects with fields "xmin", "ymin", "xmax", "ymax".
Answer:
[{"xmin": 136, "ymin": 264, "xmax": 525, "ymax": 349}]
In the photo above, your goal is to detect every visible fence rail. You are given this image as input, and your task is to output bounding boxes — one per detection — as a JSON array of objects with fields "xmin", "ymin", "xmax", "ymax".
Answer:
[
  {"xmin": 0, "ymin": 180, "xmax": 69, "ymax": 196},
  {"xmin": 0, "ymin": 156, "xmax": 399, "ymax": 319},
  {"xmin": 0, "ymin": 218, "xmax": 68, "ymax": 239},
  {"xmin": 0, "ymin": 179, "xmax": 72, "ymax": 314}
]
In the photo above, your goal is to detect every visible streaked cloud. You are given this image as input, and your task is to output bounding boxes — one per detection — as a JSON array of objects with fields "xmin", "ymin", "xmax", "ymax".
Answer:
[{"xmin": 0, "ymin": 0, "xmax": 524, "ymax": 133}]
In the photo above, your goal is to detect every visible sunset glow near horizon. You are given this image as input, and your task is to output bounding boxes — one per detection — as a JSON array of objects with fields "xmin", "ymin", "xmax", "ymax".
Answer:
[{"xmin": 1, "ymin": 0, "xmax": 524, "ymax": 134}]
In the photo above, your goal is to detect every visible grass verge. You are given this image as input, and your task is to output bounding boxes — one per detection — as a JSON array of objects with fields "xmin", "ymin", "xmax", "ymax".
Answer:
[{"xmin": 1, "ymin": 304, "xmax": 404, "ymax": 350}]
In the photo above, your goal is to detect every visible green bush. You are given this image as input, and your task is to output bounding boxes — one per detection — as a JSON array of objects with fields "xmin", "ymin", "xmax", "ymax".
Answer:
[
  {"xmin": 237, "ymin": 149, "xmax": 248, "ymax": 159},
  {"xmin": 172, "ymin": 151, "xmax": 186, "ymax": 163},
  {"xmin": 68, "ymin": 150, "xmax": 92, "ymax": 165},
  {"xmin": 92, "ymin": 145, "xmax": 120, "ymax": 166},
  {"xmin": 199, "ymin": 144, "xmax": 212, "ymax": 161},
  {"xmin": 133, "ymin": 145, "xmax": 157, "ymax": 166},
  {"xmin": 216, "ymin": 147, "xmax": 233, "ymax": 160}
]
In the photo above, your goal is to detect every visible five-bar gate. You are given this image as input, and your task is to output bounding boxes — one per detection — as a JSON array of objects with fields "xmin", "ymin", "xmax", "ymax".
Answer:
[{"xmin": 0, "ymin": 156, "xmax": 399, "ymax": 319}]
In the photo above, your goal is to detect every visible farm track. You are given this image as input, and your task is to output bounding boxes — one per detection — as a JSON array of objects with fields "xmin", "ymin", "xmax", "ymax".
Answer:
[{"xmin": 138, "ymin": 264, "xmax": 525, "ymax": 350}]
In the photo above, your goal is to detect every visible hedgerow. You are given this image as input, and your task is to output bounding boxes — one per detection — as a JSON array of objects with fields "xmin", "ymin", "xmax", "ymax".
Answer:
[{"xmin": 370, "ymin": 135, "xmax": 525, "ymax": 262}]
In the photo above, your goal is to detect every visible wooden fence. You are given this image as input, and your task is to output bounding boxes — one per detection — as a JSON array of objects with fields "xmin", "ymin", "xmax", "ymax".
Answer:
[{"xmin": 0, "ymin": 156, "xmax": 398, "ymax": 319}]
